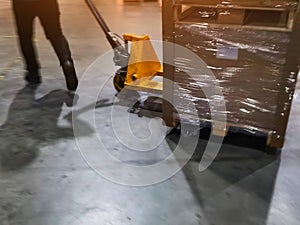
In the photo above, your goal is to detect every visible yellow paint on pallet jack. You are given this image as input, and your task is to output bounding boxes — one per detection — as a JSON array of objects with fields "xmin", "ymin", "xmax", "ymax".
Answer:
[
  {"xmin": 123, "ymin": 33, "xmax": 163, "ymax": 85},
  {"xmin": 125, "ymin": 76, "xmax": 163, "ymax": 94}
]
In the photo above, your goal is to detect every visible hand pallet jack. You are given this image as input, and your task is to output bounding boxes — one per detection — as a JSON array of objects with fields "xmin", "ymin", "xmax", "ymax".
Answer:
[{"xmin": 85, "ymin": 0, "xmax": 163, "ymax": 93}]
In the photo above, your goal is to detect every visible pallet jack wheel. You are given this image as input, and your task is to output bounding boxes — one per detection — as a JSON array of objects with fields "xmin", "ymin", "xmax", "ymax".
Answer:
[{"xmin": 113, "ymin": 67, "xmax": 127, "ymax": 92}]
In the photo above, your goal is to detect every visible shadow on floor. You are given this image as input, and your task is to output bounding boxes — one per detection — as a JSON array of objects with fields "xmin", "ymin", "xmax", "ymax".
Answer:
[
  {"xmin": 0, "ymin": 84, "xmax": 92, "ymax": 171},
  {"xmin": 166, "ymin": 129, "xmax": 280, "ymax": 225},
  {"xmin": 67, "ymin": 89, "xmax": 141, "ymax": 118}
]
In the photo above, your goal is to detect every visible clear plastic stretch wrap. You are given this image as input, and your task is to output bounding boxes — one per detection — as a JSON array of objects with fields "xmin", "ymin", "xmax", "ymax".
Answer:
[
  {"xmin": 173, "ymin": 22, "xmax": 297, "ymax": 131},
  {"xmin": 179, "ymin": 0, "xmax": 298, "ymax": 8}
]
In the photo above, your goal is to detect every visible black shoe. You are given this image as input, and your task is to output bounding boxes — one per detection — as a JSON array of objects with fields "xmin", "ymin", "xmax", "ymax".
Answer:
[
  {"xmin": 25, "ymin": 71, "xmax": 41, "ymax": 84},
  {"xmin": 62, "ymin": 60, "xmax": 78, "ymax": 92},
  {"xmin": 64, "ymin": 92, "xmax": 79, "ymax": 107}
]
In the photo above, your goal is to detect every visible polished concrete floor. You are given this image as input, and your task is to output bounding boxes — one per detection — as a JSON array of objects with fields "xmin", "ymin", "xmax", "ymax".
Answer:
[{"xmin": 0, "ymin": 0, "xmax": 300, "ymax": 224}]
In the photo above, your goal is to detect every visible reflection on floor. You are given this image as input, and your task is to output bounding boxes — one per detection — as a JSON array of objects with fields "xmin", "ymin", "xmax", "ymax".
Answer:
[{"xmin": 0, "ymin": 0, "xmax": 300, "ymax": 225}]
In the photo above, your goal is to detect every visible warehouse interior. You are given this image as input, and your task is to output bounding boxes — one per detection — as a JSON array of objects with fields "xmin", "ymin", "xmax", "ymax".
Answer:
[{"xmin": 0, "ymin": 0, "xmax": 300, "ymax": 224}]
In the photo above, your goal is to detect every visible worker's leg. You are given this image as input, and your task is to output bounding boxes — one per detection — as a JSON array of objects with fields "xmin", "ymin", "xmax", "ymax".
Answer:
[
  {"xmin": 12, "ymin": 0, "xmax": 41, "ymax": 83},
  {"xmin": 38, "ymin": 0, "xmax": 78, "ymax": 91}
]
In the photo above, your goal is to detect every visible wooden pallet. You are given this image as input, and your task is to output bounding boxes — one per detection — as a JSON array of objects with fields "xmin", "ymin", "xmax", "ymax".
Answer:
[{"xmin": 175, "ymin": 2, "xmax": 297, "ymax": 31}]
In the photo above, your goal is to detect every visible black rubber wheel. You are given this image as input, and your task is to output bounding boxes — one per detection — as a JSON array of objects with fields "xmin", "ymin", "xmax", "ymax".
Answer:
[{"xmin": 113, "ymin": 67, "xmax": 127, "ymax": 92}]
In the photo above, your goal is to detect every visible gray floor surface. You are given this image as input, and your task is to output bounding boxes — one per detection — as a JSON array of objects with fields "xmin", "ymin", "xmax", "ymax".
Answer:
[{"xmin": 0, "ymin": 0, "xmax": 300, "ymax": 225}]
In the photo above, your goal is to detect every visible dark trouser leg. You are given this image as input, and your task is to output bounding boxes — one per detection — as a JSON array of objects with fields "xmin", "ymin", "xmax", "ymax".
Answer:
[
  {"xmin": 37, "ymin": 0, "xmax": 71, "ymax": 64},
  {"xmin": 38, "ymin": 0, "xmax": 78, "ymax": 91},
  {"xmin": 12, "ymin": 0, "xmax": 39, "ymax": 73}
]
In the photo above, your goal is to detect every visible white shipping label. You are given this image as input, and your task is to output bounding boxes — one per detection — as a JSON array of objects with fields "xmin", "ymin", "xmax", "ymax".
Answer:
[{"xmin": 216, "ymin": 46, "xmax": 239, "ymax": 60}]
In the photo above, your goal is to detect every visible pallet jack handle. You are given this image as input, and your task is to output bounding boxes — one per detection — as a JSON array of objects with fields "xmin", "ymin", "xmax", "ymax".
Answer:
[{"xmin": 85, "ymin": 0, "xmax": 129, "ymax": 67}]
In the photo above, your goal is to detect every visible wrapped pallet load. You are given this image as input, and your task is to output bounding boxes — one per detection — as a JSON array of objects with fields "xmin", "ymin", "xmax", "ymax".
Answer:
[{"xmin": 162, "ymin": 0, "xmax": 300, "ymax": 148}]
